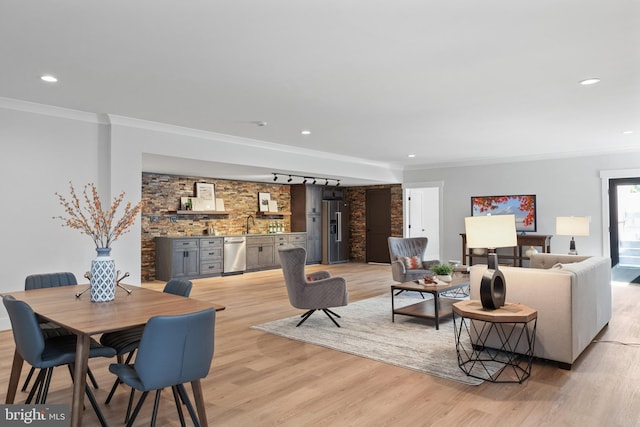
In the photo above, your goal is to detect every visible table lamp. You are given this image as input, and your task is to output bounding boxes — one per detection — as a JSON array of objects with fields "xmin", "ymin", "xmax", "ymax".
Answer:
[
  {"xmin": 556, "ymin": 216, "xmax": 590, "ymax": 255},
  {"xmin": 465, "ymin": 214, "xmax": 517, "ymax": 309}
]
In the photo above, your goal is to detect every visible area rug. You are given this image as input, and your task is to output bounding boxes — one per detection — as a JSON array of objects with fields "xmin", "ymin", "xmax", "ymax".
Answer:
[{"xmin": 252, "ymin": 293, "xmax": 497, "ymax": 385}]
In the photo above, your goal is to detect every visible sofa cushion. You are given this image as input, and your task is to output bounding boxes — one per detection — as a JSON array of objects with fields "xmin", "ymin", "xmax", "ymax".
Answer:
[{"xmin": 398, "ymin": 255, "xmax": 422, "ymax": 270}]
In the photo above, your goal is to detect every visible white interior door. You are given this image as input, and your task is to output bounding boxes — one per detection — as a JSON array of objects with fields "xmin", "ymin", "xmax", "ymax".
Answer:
[{"xmin": 406, "ymin": 187, "xmax": 440, "ymax": 261}]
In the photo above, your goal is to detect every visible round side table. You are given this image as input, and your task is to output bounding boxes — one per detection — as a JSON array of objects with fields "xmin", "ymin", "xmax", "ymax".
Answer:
[{"xmin": 453, "ymin": 300, "xmax": 537, "ymax": 384}]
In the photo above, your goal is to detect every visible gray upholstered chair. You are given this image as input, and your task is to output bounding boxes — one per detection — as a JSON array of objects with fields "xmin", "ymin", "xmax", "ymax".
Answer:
[
  {"xmin": 102, "ymin": 278, "xmax": 193, "ymax": 404},
  {"xmin": 388, "ymin": 237, "xmax": 441, "ymax": 283},
  {"xmin": 108, "ymin": 308, "xmax": 215, "ymax": 426},
  {"xmin": 3, "ymin": 295, "xmax": 115, "ymax": 426},
  {"xmin": 278, "ymin": 245, "xmax": 348, "ymax": 327},
  {"xmin": 23, "ymin": 272, "xmax": 99, "ymax": 392}
]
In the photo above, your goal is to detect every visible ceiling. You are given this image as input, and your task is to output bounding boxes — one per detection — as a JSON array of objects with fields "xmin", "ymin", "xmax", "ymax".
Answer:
[{"xmin": 1, "ymin": 1, "xmax": 639, "ymax": 184}]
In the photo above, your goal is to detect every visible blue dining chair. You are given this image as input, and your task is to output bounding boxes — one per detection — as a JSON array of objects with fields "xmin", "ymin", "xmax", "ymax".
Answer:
[
  {"xmin": 109, "ymin": 307, "xmax": 216, "ymax": 427},
  {"xmin": 22, "ymin": 272, "xmax": 100, "ymax": 392},
  {"xmin": 3, "ymin": 295, "xmax": 116, "ymax": 427},
  {"xmin": 102, "ymin": 278, "xmax": 193, "ymax": 404}
]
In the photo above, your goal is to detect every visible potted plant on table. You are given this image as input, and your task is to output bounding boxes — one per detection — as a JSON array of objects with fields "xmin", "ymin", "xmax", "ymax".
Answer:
[{"xmin": 430, "ymin": 263, "xmax": 454, "ymax": 283}]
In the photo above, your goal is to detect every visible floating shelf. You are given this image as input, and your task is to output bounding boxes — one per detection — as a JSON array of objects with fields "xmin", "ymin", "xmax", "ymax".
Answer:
[
  {"xmin": 256, "ymin": 211, "xmax": 292, "ymax": 216},
  {"xmin": 170, "ymin": 210, "xmax": 233, "ymax": 215}
]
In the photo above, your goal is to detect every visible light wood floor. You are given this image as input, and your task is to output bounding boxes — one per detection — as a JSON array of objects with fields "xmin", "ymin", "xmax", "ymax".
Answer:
[{"xmin": 2, "ymin": 262, "xmax": 639, "ymax": 426}]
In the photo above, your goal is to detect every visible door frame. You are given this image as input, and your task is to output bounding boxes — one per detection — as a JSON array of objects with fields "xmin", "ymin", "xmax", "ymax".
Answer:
[{"xmin": 600, "ymin": 168, "xmax": 640, "ymax": 262}]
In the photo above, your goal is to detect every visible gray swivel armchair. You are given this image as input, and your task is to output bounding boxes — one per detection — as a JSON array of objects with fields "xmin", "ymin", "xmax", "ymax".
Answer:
[
  {"xmin": 278, "ymin": 245, "xmax": 348, "ymax": 327},
  {"xmin": 388, "ymin": 237, "xmax": 441, "ymax": 283}
]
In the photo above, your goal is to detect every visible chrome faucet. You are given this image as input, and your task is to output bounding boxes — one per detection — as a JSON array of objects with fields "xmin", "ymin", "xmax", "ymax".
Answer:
[{"xmin": 245, "ymin": 214, "xmax": 255, "ymax": 234}]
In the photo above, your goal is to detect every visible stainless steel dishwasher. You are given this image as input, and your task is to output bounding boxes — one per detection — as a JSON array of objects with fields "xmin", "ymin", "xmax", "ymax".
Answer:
[{"xmin": 223, "ymin": 236, "xmax": 246, "ymax": 275}]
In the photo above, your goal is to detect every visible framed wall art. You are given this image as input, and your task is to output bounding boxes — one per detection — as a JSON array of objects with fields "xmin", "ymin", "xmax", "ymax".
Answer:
[
  {"xmin": 195, "ymin": 182, "xmax": 215, "ymax": 211},
  {"xmin": 258, "ymin": 192, "xmax": 271, "ymax": 212}
]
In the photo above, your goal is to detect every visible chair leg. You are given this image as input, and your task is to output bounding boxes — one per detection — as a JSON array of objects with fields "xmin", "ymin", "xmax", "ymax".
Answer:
[
  {"xmin": 26, "ymin": 369, "xmax": 46, "ymax": 404},
  {"xmin": 177, "ymin": 384, "xmax": 201, "ymax": 427},
  {"xmin": 84, "ymin": 382, "xmax": 109, "ymax": 427},
  {"xmin": 172, "ymin": 386, "xmax": 186, "ymax": 427},
  {"xmin": 87, "ymin": 367, "xmax": 99, "ymax": 389},
  {"xmin": 126, "ymin": 390, "xmax": 149, "ymax": 427},
  {"xmin": 39, "ymin": 368, "xmax": 54, "ymax": 404},
  {"xmin": 20, "ymin": 366, "xmax": 36, "ymax": 392},
  {"xmin": 297, "ymin": 309, "xmax": 315, "ymax": 327},
  {"xmin": 150, "ymin": 389, "xmax": 162, "ymax": 427},
  {"xmin": 321, "ymin": 309, "xmax": 341, "ymax": 327}
]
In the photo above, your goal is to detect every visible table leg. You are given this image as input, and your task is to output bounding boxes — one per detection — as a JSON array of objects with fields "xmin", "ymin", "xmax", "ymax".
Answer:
[
  {"xmin": 5, "ymin": 349, "xmax": 23, "ymax": 403},
  {"xmin": 433, "ymin": 293, "xmax": 440, "ymax": 330},
  {"xmin": 191, "ymin": 380, "xmax": 209, "ymax": 427},
  {"xmin": 70, "ymin": 334, "xmax": 90, "ymax": 427},
  {"xmin": 391, "ymin": 286, "xmax": 396, "ymax": 322}
]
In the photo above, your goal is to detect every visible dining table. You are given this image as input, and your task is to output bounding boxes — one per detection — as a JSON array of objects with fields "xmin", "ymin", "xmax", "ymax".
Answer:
[{"xmin": 4, "ymin": 284, "xmax": 225, "ymax": 427}]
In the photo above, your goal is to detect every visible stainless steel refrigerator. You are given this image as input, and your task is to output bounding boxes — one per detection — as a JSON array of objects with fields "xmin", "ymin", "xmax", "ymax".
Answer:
[{"xmin": 322, "ymin": 200, "xmax": 349, "ymax": 264}]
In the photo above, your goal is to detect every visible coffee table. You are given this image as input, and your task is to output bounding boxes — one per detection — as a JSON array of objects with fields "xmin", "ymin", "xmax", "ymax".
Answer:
[{"xmin": 391, "ymin": 275, "xmax": 469, "ymax": 330}]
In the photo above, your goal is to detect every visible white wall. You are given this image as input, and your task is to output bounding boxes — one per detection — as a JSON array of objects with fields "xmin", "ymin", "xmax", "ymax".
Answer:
[{"xmin": 403, "ymin": 152, "xmax": 640, "ymax": 264}]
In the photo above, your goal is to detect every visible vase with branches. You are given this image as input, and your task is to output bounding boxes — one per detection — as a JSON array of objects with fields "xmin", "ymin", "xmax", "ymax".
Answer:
[{"xmin": 54, "ymin": 182, "xmax": 144, "ymax": 301}]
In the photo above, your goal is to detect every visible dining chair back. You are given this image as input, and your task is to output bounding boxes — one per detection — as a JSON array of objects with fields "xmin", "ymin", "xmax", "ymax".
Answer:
[
  {"xmin": 109, "ymin": 308, "xmax": 216, "ymax": 426},
  {"xmin": 162, "ymin": 278, "xmax": 193, "ymax": 297},
  {"xmin": 25, "ymin": 272, "xmax": 78, "ymax": 289}
]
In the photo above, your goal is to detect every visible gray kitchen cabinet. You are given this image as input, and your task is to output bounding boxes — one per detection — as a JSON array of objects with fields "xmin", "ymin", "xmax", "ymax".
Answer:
[
  {"xmin": 274, "ymin": 232, "xmax": 307, "ymax": 266},
  {"xmin": 199, "ymin": 237, "xmax": 224, "ymax": 276},
  {"xmin": 246, "ymin": 235, "xmax": 275, "ymax": 271},
  {"xmin": 156, "ymin": 238, "xmax": 200, "ymax": 281},
  {"xmin": 156, "ymin": 236, "xmax": 224, "ymax": 280},
  {"xmin": 291, "ymin": 184, "xmax": 322, "ymax": 264}
]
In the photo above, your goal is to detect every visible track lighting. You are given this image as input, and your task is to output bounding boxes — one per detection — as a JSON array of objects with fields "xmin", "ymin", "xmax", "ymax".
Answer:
[{"xmin": 271, "ymin": 173, "xmax": 340, "ymax": 187}]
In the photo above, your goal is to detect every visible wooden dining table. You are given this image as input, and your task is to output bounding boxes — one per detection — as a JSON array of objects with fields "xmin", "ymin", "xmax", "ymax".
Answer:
[{"xmin": 4, "ymin": 285, "xmax": 225, "ymax": 427}]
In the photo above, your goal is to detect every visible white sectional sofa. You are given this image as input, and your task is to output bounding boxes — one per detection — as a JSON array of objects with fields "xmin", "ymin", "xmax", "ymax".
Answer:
[{"xmin": 469, "ymin": 253, "xmax": 612, "ymax": 369}]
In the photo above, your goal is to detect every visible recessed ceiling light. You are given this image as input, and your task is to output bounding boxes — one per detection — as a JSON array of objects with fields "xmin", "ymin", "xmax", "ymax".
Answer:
[
  {"xmin": 579, "ymin": 78, "xmax": 600, "ymax": 86},
  {"xmin": 40, "ymin": 75, "xmax": 58, "ymax": 83},
  {"xmin": 623, "ymin": 130, "xmax": 634, "ymax": 134},
  {"xmin": 408, "ymin": 154, "xmax": 416, "ymax": 158},
  {"xmin": 301, "ymin": 130, "xmax": 311, "ymax": 135}
]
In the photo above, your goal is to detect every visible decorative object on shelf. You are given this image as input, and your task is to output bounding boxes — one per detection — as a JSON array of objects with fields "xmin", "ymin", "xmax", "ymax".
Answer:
[
  {"xmin": 268, "ymin": 200, "xmax": 278, "ymax": 212},
  {"xmin": 215, "ymin": 198, "xmax": 225, "ymax": 211},
  {"xmin": 524, "ymin": 246, "xmax": 538, "ymax": 258},
  {"xmin": 54, "ymin": 182, "xmax": 143, "ymax": 302},
  {"xmin": 181, "ymin": 197, "xmax": 193, "ymax": 210},
  {"xmin": 465, "ymin": 214, "xmax": 517, "ymax": 310},
  {"xmin": 430, "ymin": 264, "xmax": 454, "ymax": 282},
  {"xmin": 258, "ymin": 192, "xmax": 271, "ymax": 212},
  {"xmin": 194, "ymin": 182, "xmax": 215, "ymax": 211},
  {"xmin": 556, "ymin": 216, "xmax": 590, "ymax": 255}
]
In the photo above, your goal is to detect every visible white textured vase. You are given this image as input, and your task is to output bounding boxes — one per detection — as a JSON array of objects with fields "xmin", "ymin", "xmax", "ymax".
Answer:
[
  {"xmin": 437, "ymin": 274, "xmax": 452, "ymax": 283},
  {"xmin": 90, "ymin": 247, "xmax": 116, "ymax": 302}
]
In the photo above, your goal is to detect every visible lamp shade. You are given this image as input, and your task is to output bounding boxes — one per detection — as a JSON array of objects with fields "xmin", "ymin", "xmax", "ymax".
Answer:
[
  {"xmin": 556, "ymin": 216, "xmax": 590, "ymax": 237},
  {"xmin": 464, "ymin": 214, "xmax": 517, "ymax": 249}
]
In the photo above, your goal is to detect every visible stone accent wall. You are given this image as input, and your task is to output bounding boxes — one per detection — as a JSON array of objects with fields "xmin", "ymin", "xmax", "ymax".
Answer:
[
  {"xmin": 141, "ymin": 173, "xmax": 291, "ymax": 281},
  {"xmin": 141, "ymin": 173, "xmax": 403, "ymax": 280},
  {"xmin": 345, "ymin": 184, "xmax": 403, "ymax": 262}
]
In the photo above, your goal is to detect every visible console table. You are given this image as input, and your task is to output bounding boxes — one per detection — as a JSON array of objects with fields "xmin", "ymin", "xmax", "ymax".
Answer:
[{"xmin": 460, "ymin": 233, "xmax": 552, "ymax": 267}]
